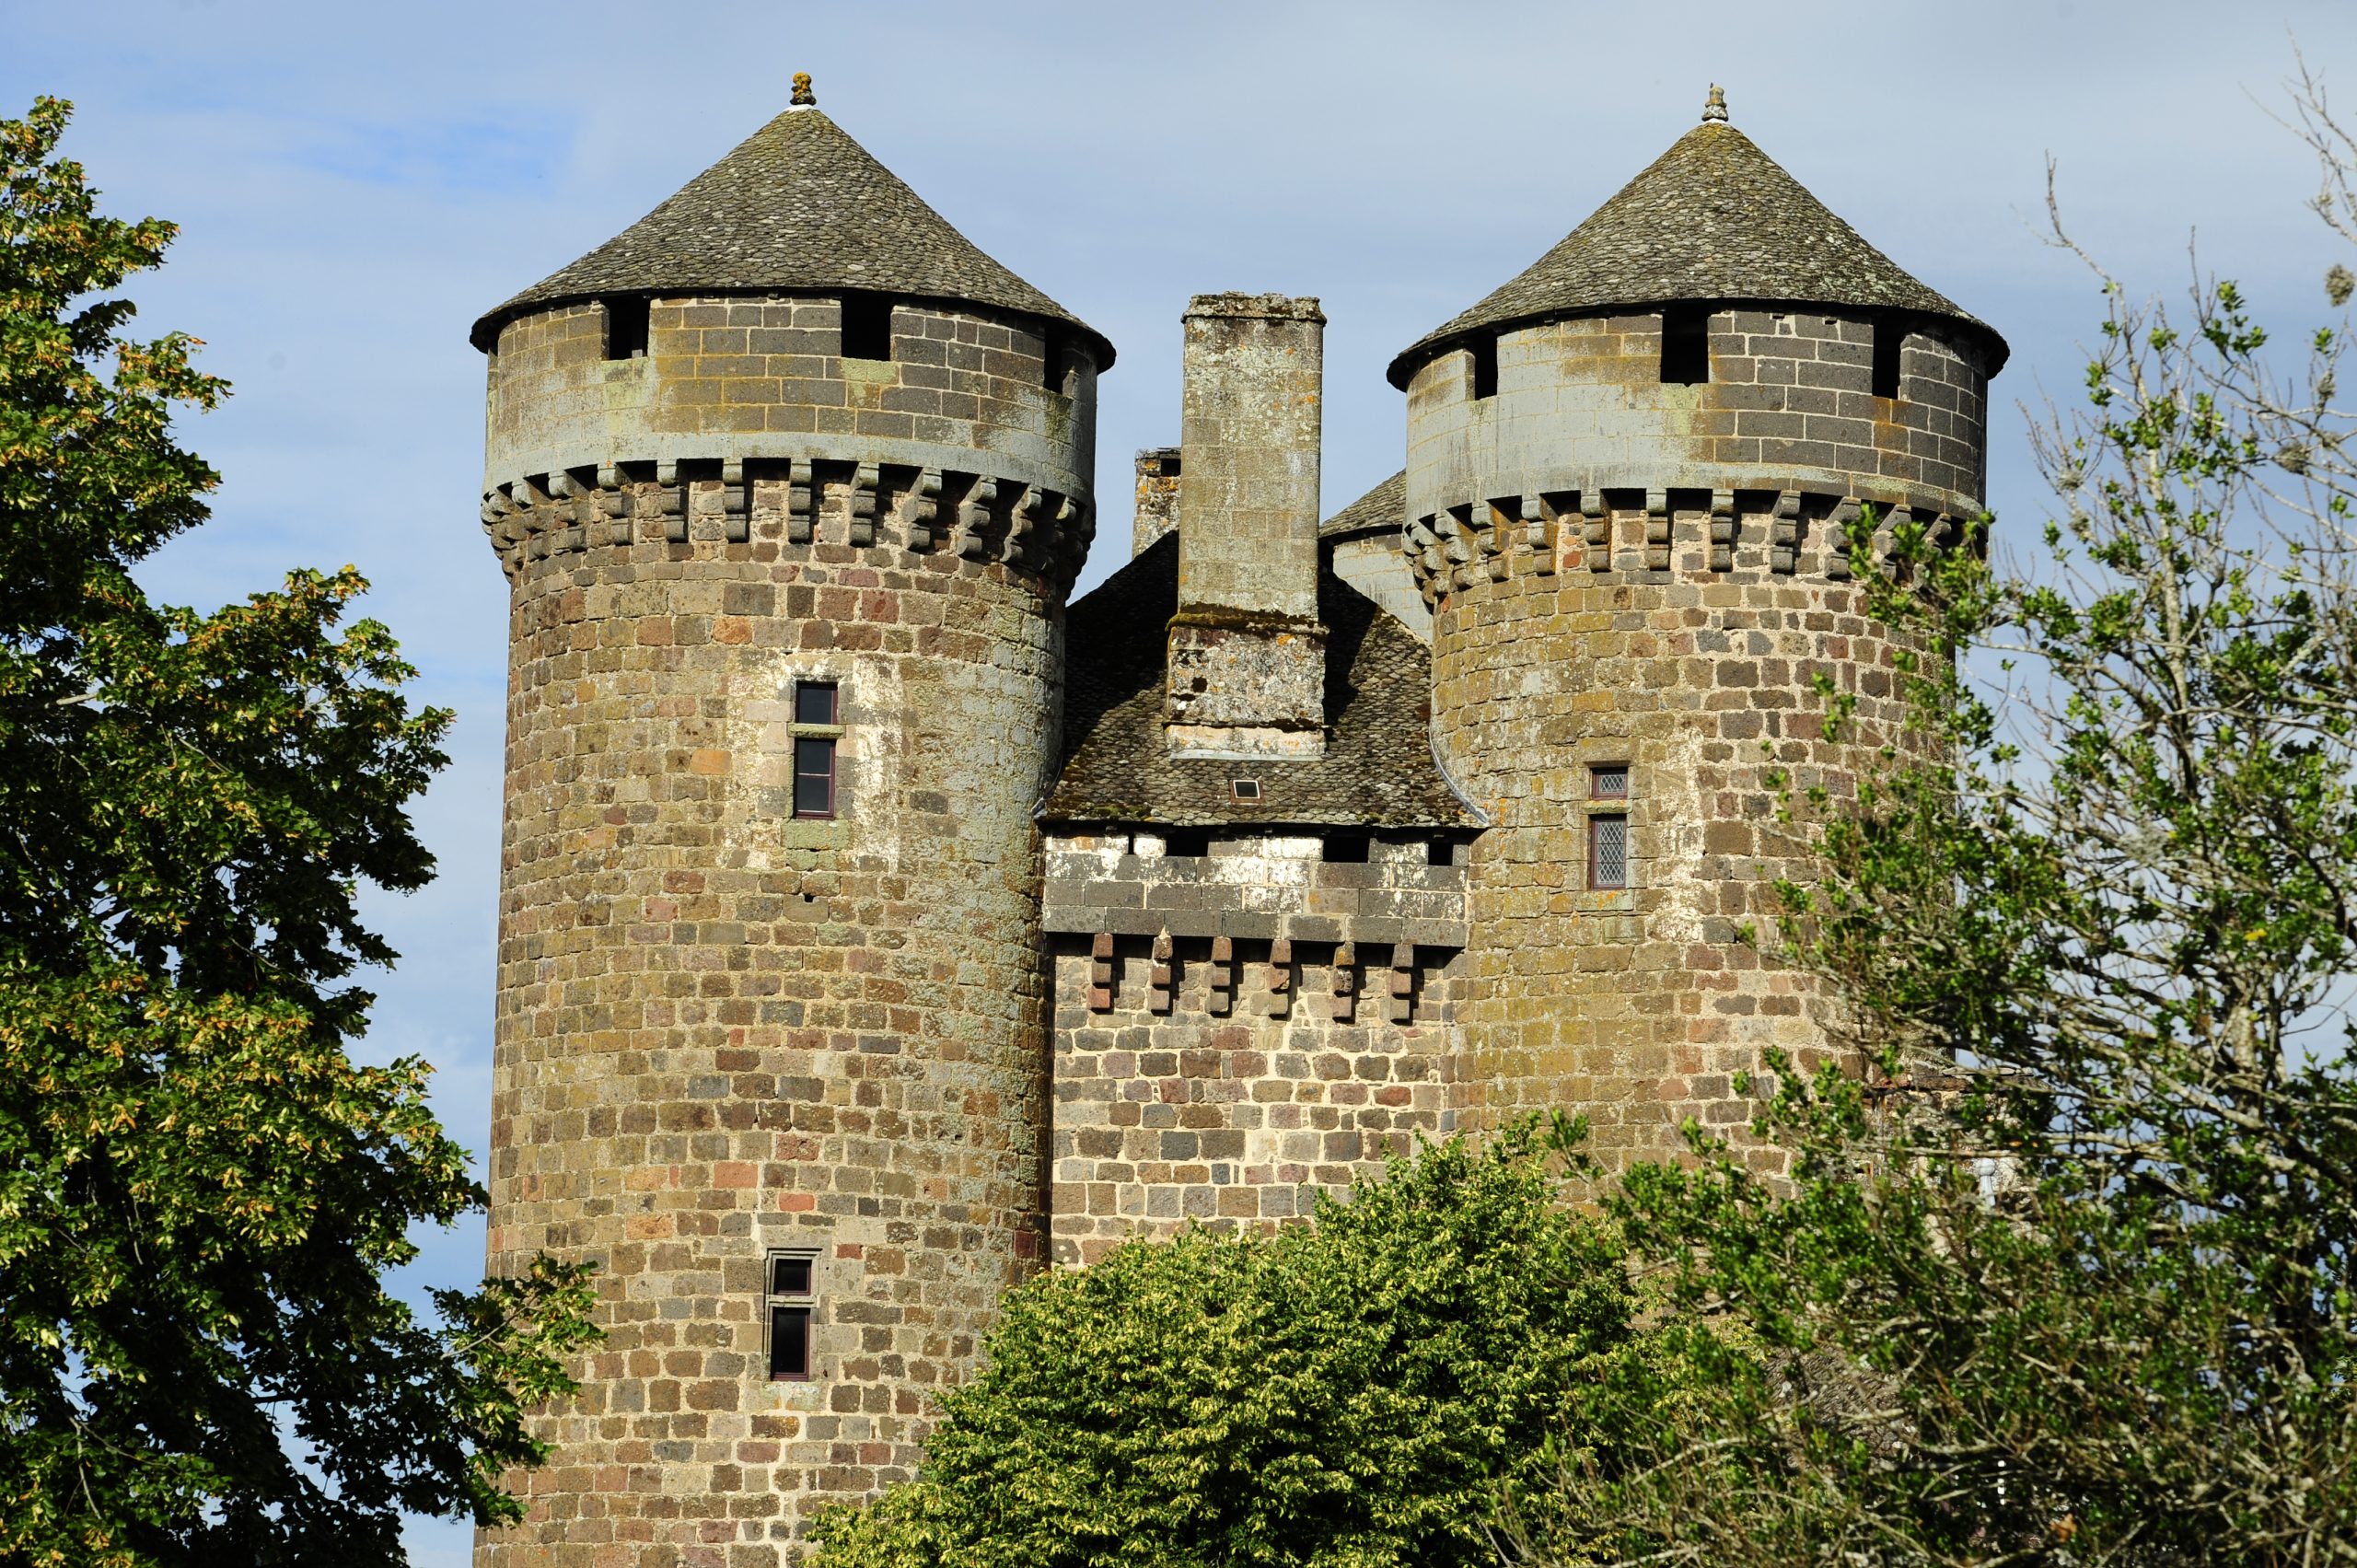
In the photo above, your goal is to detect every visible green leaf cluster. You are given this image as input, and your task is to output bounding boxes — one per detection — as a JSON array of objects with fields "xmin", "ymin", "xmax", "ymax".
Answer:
[
  {"xmin": 814, "ymin": 1122, "xmax": 1632, "ymax": 1568},
  {"xmin": 0, "ymin": 98, "xmax": 598, "ymax": 1567},
  {"xmin": 1514, "ymin": 141, "xmax": 2357, "ymax": 1565}
]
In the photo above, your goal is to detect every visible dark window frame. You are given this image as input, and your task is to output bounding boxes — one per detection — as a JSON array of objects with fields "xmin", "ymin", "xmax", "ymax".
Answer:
[
  {"xmin": 1589, "ymin": 813, "xmax": 1629, "ymax": 891},
  {"xmin": 765, "ymin": 1249, "xmax": 819, "ymax": 1382},
  {"xmin": 791, "ymin": 679, "xmax": 842, "ymax": 820},
  {"xmin": 1588, "ymin": 763, "xmax": 1631, "ymax": 890}
]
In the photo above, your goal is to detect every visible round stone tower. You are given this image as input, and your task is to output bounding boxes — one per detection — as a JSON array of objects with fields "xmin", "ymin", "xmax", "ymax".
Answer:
[
  {"xmin": 1393, "ymin": 88, "xmax": 2006, "ymax": 1167},
  {"xmin": 470, "ymin": 76, "xmax": 1109, "ymax": 1563}
]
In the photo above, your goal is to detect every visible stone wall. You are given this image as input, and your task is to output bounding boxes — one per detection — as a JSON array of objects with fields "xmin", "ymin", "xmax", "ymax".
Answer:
[
  {"xmin": 480, "ymin": 299, "xmax": 1086, "ymax": 1564},
  {"xmin": 1174, "ymin": 295, "xmax": 1325, "ymax": 621},
  {"xmin": 1405, "ymin": 305, "xmax": 1977, "ymax": 1173},
  {"xmin": 1131, "ymin": 447, "xmax": 1181, "ymax": 557},
  {"xmin": 485, "ymin": 296, "xmax": 1096, "ymax": 510},
  {"xmin": 1047, "ymin": 936, "xmax": 1462, "ymax": 1264},
  {"xmin": 1040, "ymin": 830, "xmax": 1467, "ymax": 1262},
  {"xmin": 1167, "ymin": 294, "xmax": 1328, "ymax": 757},
  {"xmin": 1425, "ymin": 528, "xmax": 1930, "ymax": 1172},
  {"xmin": 1405, "ymin": 308, "xmax": 1987, "ymax": 533}
]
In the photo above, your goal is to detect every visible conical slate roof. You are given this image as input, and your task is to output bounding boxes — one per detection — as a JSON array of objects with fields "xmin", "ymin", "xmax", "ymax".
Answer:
[
  {"xmin": 470, "ymin": 101, "xmax": 1114, "ymax": 365},
  {"xmin": 1387, "ymin": 99, "xmax": 2005, "ymax": 387}
]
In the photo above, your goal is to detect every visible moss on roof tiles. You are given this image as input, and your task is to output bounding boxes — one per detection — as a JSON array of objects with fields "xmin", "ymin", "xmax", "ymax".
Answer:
[
  {"xmin": 1045, "ymin": 531, "xmax": 1473, "ymax": 831},
  {"xmin": 1388, "ymin": 118, "xmax": 2005, "ymax": 388},
  {"xmin": 471, "ymin": 106, "xmax": 1112, "ymax": 364}
]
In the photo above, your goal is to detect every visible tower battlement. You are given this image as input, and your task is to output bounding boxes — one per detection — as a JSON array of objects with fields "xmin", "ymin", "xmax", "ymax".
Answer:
[{"xmin": 1403, "ymin": 482, "xmax": 1973, "ymax": 601}]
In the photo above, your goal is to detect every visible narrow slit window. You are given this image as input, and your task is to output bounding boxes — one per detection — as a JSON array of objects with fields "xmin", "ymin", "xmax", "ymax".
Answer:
[
  {"xmin": 766, "ymin": 1250, "xmax": 818, "ymax": 1382},
  {"xmin": 1589, "ymin": 814, "xmax": 1629, "ymax": 890},
  {"xmin": 1042, "ymin": 331, "xmax": 1068, "ymax": 393},
  {"xmin": 791, "ymin": 680, "xmax": 840, "ymax": 820},
  {"xmin": 840, "ymin": 292, "xmax": 892, "ymax": 362},
  {"xmin": 1871, "ymin": 322, "xmax": 1903, "ymax": 400},
  {"xmin": 604, "ymin": 296, "xmax": 650, "ymax": 360},
  {"xmin": 1469, "ymin": 335, "xmax": 1499, "ymax": 401},
  {"xmin": 1660, "ymin": 306, "xmax": 1709, "ymax": 385}
]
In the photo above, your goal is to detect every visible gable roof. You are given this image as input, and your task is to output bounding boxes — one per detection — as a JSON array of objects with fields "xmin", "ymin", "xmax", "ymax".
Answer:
[
  {"xmin": 470, "ymin": 105, "xmax": 1113, "ymax": 365},
  {"xmin": 1388, "ymin": 115, "xmax": 2005, "ymax": 387},
  {"xmin": 1044, "ymin": 531, "xmax": 1475, "ymax": 831}
]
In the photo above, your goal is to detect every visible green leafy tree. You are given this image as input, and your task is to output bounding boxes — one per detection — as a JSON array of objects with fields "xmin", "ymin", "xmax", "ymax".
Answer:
[
  {"xmin": 814, "ymin": 1122, "xmax": 1633, "ymax": 1568},
  {"xmin": 1514, "ymin": 63, "xmax": 2357, "ymax": 1568},
  {"xmin": 0, "ymin": 98, "xmax": 598, "ymax": 1567}
]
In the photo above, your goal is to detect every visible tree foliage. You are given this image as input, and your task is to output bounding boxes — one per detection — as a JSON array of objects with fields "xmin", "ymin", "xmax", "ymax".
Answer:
[
  {"xmin": 0, "ymin": 97, "xmax": 597, "ymax": 1567},
  {"xmin": 1512, "ymin": 63, "xmax": 2357, "ymax": 1568},
  {"xmin": 814, "ymin": 1122, "xmax": 1633, "ymax": 1568}
]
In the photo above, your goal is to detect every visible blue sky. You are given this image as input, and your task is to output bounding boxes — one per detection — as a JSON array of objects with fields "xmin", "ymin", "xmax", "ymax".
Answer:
[{"xmin": 11, "ymin": 3, "xmax": 2357, "ymax": 1561}]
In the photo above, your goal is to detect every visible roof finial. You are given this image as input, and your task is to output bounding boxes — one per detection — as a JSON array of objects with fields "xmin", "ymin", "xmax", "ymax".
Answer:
[
  {"xmin": 1702, "ymin": 83, "xmax": 1728, "ymax": 123},
  {"xmin": 791, "ymin": 71, "xmax": 817, "ymax": 108}
]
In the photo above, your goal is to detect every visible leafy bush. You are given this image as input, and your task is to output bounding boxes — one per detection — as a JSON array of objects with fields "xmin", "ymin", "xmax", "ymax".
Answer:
[{"xmin": 814, "ymin": 1122, "xmax": 1631, "ymax": 1568}]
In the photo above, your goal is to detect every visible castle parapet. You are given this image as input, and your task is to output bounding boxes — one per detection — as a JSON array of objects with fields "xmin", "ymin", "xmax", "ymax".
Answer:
[{"xmin": 1402, "ymin": 482, "xmax": 1974, "ymax": 604}]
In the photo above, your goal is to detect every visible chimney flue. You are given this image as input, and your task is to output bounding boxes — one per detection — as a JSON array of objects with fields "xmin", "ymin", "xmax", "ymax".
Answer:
[
  {"xmin": 1166, "ymin": 293, "xmax": 1326, "ymax": 760},
  {"xmin": 1132, "ymin": 447, "xmax": 1181, "ymax": 556}
]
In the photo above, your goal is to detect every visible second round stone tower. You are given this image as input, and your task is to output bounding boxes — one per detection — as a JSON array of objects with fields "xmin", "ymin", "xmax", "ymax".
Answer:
[
  {"xmin": 471, "ymin": 78, "xmax": 1108, "ymax": 1562},
  {"xmin": 1396, "ymin": 90, "xmax": 2007, "ymax": 1167}
]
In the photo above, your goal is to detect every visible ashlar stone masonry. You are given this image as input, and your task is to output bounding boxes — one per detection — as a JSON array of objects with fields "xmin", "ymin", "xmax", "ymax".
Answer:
[{"xmin": 471, "ymin": 81, "xmax": 2003, "ymax": 1564}]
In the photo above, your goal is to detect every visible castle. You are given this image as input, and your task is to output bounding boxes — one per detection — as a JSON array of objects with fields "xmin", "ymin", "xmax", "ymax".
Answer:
[{"xmin": 470, "ymin": 75, "xmax": 2004, "ymax": 1564}]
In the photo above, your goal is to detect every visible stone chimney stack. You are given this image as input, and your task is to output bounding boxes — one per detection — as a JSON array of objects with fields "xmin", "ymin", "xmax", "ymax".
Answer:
[
  {"xmin": 1166, "ymin": 293, "xmax": 1326, "ymax": 759},
  {"xmin": 1132, "ymin": 447, "xmax": 1181, "ymax": 556}
]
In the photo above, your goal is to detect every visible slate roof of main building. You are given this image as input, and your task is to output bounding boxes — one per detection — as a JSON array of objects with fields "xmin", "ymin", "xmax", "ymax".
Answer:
[
  {"xmin": 1387, "ymin": 115, "xmax": 2007, "ymax": 387},
  {"xmin": 471, "ymin": 105, "xmax": 1113, "ymax": 365},
  {"xmin": 1045, "ymin": 517, "xmax": 1475, "ymax": 832}
]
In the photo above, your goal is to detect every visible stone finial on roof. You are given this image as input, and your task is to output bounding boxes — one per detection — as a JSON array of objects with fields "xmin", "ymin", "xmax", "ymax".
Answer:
[
  {"xmin": 1702, "ymin": 84, "xmax": 1727, "ymax": 122},
  {"xmin": 791, "ymin": 71, "xmax": 816, "ymax": 108}
]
